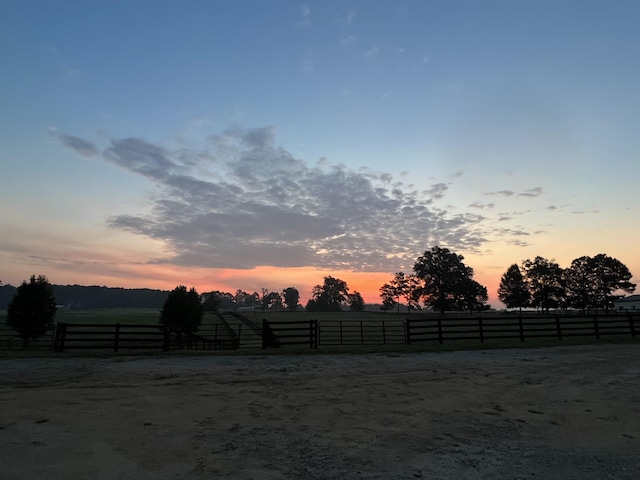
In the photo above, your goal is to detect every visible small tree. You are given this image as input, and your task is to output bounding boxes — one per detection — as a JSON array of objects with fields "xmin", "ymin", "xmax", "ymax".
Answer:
[
  {"xmin": 282, "ymin": 287, "xmax": 300, "ymax": 311},
  {"xmin": 497, "ymin": 264, "xmax": 531, "ymax": 311},
  {"xmin": 159, "ymin": 286, "xmax": 204, "ymax": 333},
  {"xmin": 347, "ymin": 291, "xmax": 365, "ymax": 312},
  {"xmin": 7, "ymin": 275, "xmax": 57, "ymax": 346}
]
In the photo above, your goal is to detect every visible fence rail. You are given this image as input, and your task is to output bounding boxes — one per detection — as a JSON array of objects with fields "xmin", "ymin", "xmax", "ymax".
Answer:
[
  {"xmin": 406, "ymin": 313, "xmax": 639, "ymax": 344},
  {"xmin": 318, "ymin": 320, "xmax": 406, "ymax": 346},
  {"xmin": 262, "ymin": 319, "xmax": 318, "ymax": 348},
  {"xmin": 4, "ymin": 312, "xmax": 638, "ymax": 354}
]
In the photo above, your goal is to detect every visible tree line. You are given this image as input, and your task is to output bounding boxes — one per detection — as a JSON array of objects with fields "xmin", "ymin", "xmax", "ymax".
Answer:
[
  {"xmin": 4, "ymin": 247, "xmax": 636, "ymax": 342},
  {"xmin": 498, "ymin": 254, "xmax": 636, "ymax": 312}
]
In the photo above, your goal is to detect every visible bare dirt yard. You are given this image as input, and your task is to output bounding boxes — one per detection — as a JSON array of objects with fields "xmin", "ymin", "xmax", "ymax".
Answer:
[{"xmin": 1, "ymin": 344, "xmax": 639, "ymax": 479}]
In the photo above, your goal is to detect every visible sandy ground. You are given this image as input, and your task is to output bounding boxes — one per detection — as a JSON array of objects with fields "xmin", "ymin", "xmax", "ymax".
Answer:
[{"xmin": 1, "ymin": 344, "xmax": 639, "ymax": 480}]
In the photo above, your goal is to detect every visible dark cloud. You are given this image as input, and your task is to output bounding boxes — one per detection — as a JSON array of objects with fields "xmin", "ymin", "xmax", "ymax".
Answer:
[{"xmin": 53, "ymin": 126, "xmax": 529, "ymax": 271}]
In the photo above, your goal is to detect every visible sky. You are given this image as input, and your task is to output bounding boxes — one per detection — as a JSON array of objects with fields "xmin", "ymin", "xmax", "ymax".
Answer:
[{"xmin": 1, "ymin": 0, "xmax": 639, "ymax": 308}]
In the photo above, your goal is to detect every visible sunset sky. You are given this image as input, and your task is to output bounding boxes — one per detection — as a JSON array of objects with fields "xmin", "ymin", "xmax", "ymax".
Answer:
[{"xmin": 1, "ymin": 1, "xmax": 639, "ymax": 307}]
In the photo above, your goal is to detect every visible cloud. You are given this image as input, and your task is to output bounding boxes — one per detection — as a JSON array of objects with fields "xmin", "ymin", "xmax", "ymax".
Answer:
[
  {"xmin": 364, "ymin": 47, "xmax": 380, "ymax": 59},
  {"xmin": 485, "ymin": 187, "xmax": 543, "ymax": 198},
  {"xmin": 47, "ymin": 128, "xmax": 98, "ymax": 157},
  {"xmin": 52, "ymin": 126, "xmax": 533, "ymax": 272},
  {"xmin": 297, "ymin": 5, "xmax": 311, "ymax": 26},
  {"xmin": 340, "ymin": 35, "xmax": 356, "ymax": 46},
  {"xmin": 469, "ymin": 201, "xmax": 495, "ymax": 210}
]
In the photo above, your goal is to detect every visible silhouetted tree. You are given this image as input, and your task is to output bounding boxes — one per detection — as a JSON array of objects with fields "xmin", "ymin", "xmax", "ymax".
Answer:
[
  {"xmin": 413, "ymin": 246, "xmax": 483, "ymax": 313},
  {"xmin": 234, "ymin": 289, "xmax": 259, "ymax": 309},
  {"xmin": 311, "ymin": 276, "xmax": 349, "ymax": 312},
  {"xmin": 457, "ymin": 278, "xmax": 489, "ymax": 312},
  {"xmin": 282, "ymin": 287, "xmax": 300, "ymax": 311},
  {"xmin": 565, "ymin": 254, "xmax": 635, "ymax": 311},
  {"xmin": 263, "ymin": 291, "xmax": 283, "ymax": 310},
  {"xmin": 497, "ymin": 264, "xmax": 531, "ymax": 311},
  {"xmin": 521, "ymin": 257, "xmax": 565, "ymax": 312},
  {"xmin": 379, "ymin": 272, "xmax": 421, "ymax": 313},
  {"xmin": 347, "ymin": 291, "xmax": 365, "ymax": 312},
  {"xmin": 159, "ymin": 286, "xmax": 204, "ymax": 332},
  {"xmin": 7, "ymin": 275, "xmax": 57, "ymax": 346},
  {"xmin": 379, "ymin": 282, "xmax": 398, "ymax": 311}
]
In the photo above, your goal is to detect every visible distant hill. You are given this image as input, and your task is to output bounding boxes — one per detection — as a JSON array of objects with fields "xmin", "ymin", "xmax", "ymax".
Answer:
[{"xmin": 0, "ymin": 284, "xmax": 168, "ymax": 310}]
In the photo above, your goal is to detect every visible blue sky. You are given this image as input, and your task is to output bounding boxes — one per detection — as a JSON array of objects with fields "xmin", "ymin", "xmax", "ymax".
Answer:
[{"xmin": 1, "ymin": 1, "xmax": 639, "ymax": 305}]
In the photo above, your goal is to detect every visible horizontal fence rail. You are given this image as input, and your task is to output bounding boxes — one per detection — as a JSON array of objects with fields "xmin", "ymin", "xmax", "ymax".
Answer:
[
  {"xmin": 0, "ymin": 326, "xmax": 55, "ymax": 351},
  {"xmin": 5, "ymin": 312, "xmax": 638, "ymax": 354},
  {"xmin": 318, "ymin": 320, "xmax": 406, "ymax": 346},
  {"xmin": 406, "ymin": 313, "xmax": 639, "ymax": 344},
  {"xmin": 52, "ymin": 323, "xmax": 168, "ymax": 352},
  {"xmin": 262, "ymin": 319, "xmax": 318, "ymax": 349}
]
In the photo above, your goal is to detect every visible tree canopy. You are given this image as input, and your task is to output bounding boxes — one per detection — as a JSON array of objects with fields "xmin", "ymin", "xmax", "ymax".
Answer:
[
  {"xmin": 159, "ymin": 286, "xmax": 204, "ymax": 332},
  {"xmin": 282, "ymin": 287, "xmax": 300, "ymax": 311},
  {"xmin": 309, "ymin": 276, "xmax": 349, "ymax": 312},
  {"xmin": 497, "ymin": 264, "xmax": 531, "ymax": 310},
  {"xmin": 379, "ymin": 272, "xmax": 421, "ymax": 313},
  {"xmin": 565, "ymin": 254, "xmax": 636, "ymax": 311},
  {"xmin": 7, "ymin": 275, "xmax": 57, "ymax": 345},
  {"xmin": 412, "ymin": 246, "xmax": 487, "ymax": 313}
]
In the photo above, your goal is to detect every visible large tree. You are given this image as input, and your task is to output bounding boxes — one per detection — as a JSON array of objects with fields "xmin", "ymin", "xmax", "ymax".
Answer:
[
  {"xmin": 311, "ymin": 276, "xmax": 349, "ymax": 312},
  {"xmin": 521, "ymin": 257, "xmax": 565, "ymax": 312},
  {"xmin": 159, "ymin": 286, "xmax": 204, "ymax": 332},
  {"xmin": 456, "ymin": 278, "xmax": 489, "ymax": 312},
  {"xmin": 7, "ymin": 275, "xmax": 57, "ymax": 345},
  {"xmin": 413, "ymin": 246, "xmax": 484, "ymax": 313},
  {"xmin": 282, "ymin": 287, "xmax": 300, "ymax": 311},
  {"xmin": 565, "ymin": 254, "xmax": 635, "ymax": 311},
  {"xmin": 497, "ymin": 264, "xmax": 531, "ymax": 311}
]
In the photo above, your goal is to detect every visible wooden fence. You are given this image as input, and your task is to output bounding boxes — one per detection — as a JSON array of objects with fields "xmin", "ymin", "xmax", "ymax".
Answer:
[
  {"xmin": 262, "ymin": 319, "xmax": 318, "ymax": 348},
  {"xmin": 318, "ymin": 319, "xmax": 406, "ymax": 346},
  {"xmin": 51, "ymin": 322, "xmax": 239, "ymax": 352},
  {"xmin": 406, "ymin": 313, "xmax": 639, "ymax": 344},
  {"xmin": 0, "ymin": 325, "xmax": 55, "ymax": 351},
  {"xmin": 4, "ymin": 313, "xmax": 638, "ymax": 354}
]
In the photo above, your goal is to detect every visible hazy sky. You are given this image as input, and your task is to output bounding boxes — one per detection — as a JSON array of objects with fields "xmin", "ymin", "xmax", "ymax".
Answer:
[{"xmin": 1, "ymin": 0, "xmax": 639, "ymax": 306}]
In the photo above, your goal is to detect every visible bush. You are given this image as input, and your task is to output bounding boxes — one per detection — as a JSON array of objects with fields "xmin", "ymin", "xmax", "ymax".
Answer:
[{"xmin": 7, "ymin": 275, "xmax": 57, "ymax": 345}]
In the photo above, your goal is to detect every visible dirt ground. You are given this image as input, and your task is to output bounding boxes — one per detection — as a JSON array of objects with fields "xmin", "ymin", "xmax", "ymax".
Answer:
[{"xmin": 1, "ymin": 344, "xmax": 639, "ymax": 479}]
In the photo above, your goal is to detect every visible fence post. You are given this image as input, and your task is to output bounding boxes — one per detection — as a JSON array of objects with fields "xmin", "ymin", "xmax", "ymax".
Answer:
[
  {"xmin": 162, "ymin": 328, "xmax": 170, "ymax": 351},
  {"xmin": 405, "ymin": 319, "xmax": 411, "ymax": 345},
  {"xmin": 340, "ymin": 321, "xmax": 343, "ymax": 345},
  {"xmin": 555, "ymin": 316, "xmax": 562, "ymax": 341},
  {"xmin": 310, "ymin": 319, "xmax": 318, "ymax": 349},
  {"xmin": 360, "ymin": 321, "xmax": 364, "ymax": 345},
  {"xmin": 629, "ymin": 314, "xmax": 636, "ymax": 338},
  {"xmin": 593, "ymin": 314, "xmax": 600, "ymax": 339},
  {"xmin": 262, "ymin": 319, "xmax": 269, "ymax": 349},
  {"xmin": 518, "ymin": 315, "xmax": 524, "ymax": 342},
  {"xmin": 382, "ymin": 321, "xmax": 386, "ymax": 345},
  {"xmin": 478, "ymin": 317, "xmax": 484, "ymax": 343},
  {"xmin": 437, "ymin": 318, "xmax": 443, "ymax": 344},
  {"xmin": 114, "ymin": 323, "xmax": 121, "ymax": 352}
]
